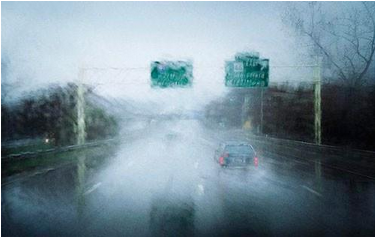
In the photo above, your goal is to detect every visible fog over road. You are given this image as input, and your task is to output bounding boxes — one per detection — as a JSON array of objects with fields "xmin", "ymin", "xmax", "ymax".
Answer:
[
  {"xmin": 2, "ymin": 119, "xmax": 375, "ymax": 237},
  {"xmin": 2, "ymin": 2, "xmax": 375, "ymax": 236}
]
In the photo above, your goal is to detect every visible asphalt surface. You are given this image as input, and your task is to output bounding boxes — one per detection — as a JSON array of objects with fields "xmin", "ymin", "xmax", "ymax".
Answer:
[{"xmin": 2, "ymin": 119, "xmax": 375, "ymax": 237}]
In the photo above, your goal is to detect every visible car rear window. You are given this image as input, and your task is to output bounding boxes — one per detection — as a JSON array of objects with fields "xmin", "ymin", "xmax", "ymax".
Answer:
[{"xmin": 225, "ymin": 145, "xmax": 254, "ymax": 155}]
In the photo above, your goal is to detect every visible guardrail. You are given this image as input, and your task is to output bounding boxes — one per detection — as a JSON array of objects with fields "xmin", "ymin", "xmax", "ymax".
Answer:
[
  {"xmin": 244, "ymin": 133, "xmax": 375, "ymax": 179},
  {"xmin": 248, "ymin": 134, "xmax": 375, "ymax": 159},
  {"xmin": 1, "ymin": 138, "xmax": 118, "ymax": 161}
]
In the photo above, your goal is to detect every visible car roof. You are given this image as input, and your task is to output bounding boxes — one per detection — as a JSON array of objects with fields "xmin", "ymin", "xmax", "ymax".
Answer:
[
  {"xmin": 221, "ymin": 140, "xmax": 250, "ymax": 145},
  {"xmin": 220, "ymin": 141, "xmax": 254, "ymax": 149}
]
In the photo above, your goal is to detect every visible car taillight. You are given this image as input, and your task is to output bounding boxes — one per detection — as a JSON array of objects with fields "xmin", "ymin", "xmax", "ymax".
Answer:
[
  {"xmin": 219, "ymin": 156, "xmax": 224, "ymax": 165},
  {"xmin": 254, "ymin": 156, "xmax": 259, "ymax": 167}
]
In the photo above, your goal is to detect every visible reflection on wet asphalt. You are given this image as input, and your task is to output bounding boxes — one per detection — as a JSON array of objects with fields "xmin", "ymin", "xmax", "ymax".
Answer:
[{"xmin": 2, "ymin": 120, "xmax": 375, "ymax": 237}]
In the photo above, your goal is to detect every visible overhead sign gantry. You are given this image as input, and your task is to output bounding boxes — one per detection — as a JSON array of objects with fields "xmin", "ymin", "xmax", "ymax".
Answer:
[
  {"xmin": 225, "ymin": 52, "xmax": 269, "ymax": 88},
  {"xmin": 150, "ymin": 61, "xmax": 193, "ymax": 88}
]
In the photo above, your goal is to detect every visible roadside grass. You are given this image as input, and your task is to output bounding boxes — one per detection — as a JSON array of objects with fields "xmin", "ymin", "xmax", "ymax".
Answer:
[{"xmin": 1, "ymin": 143, "xmax": 117, "ymax": 179}]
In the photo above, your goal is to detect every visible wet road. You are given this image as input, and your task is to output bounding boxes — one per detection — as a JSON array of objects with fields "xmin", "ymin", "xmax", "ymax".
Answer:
[{"xmin": 2, "ymin": 119, "xmax": 375, "ymax": 236}]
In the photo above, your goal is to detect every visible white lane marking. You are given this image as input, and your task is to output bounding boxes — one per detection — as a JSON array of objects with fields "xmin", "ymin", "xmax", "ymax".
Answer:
[
  {"xmin": 197, "ymin": 184, "xmax": 205, "ymax": 196},
  {"xmin": 84, "ymin": 182, "xmax": 102, "ymax": 195},
  {"xmin": 301, "ymin": 185, "xmax": 322, "ymax": 197}
]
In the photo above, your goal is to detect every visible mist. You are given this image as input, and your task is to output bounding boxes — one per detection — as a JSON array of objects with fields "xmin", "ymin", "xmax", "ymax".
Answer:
[
  {"xmin": 2, "ymin": 1, "xmax": 301, "ymax": 105},
  {"xmin": 2, "ymin": 2, "xmax": 375, "ymax": 237}
]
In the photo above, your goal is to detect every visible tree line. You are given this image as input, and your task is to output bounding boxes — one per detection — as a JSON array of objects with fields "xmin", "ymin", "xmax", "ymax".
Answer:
[
  {"xmin": 1, "ymin": 83, "xmax": 119, "ymax": 147},
  {"xmin": 204, "ymin": 81, "xmax": 375, "ymax": 151}
]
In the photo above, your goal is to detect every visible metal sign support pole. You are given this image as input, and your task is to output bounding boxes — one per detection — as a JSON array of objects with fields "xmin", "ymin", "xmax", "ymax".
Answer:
[
  {"xmin": 76, "ymin": 68, "xmax": 86, "ymax": 221},
  {"xmin": 77, "ymin": 68, "xmax": 86, "ymax": 145},
  {"xmin": 260, "ymin": 87, "xmax": 264, "ymax": 134},
  {"xmin": 314, "ymin": 57, "xmax": 322, "ymax": 145},
  {"xmin": 242, "ymin": 95, "xmax": 250, "ymax": 129}
]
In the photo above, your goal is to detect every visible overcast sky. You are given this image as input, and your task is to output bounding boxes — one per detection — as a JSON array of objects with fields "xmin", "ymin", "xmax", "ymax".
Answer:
[{"xmin": 2, "ymin": 1, "xmax": 307, "ymax": 107}]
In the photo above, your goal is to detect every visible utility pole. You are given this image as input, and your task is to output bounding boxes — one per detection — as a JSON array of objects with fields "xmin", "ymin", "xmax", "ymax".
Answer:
[{"xmin": 314, "ymin": 57, "xmax": 322, "ymax": 145}]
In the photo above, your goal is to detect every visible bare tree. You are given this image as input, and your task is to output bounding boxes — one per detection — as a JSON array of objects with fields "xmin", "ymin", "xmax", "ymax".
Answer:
[{"xmin": 283, "ymin": 2, "xmax": 375, "ymax": 86}]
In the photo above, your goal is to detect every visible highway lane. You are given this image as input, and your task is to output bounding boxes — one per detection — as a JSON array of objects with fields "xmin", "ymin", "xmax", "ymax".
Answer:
[
  {"xmin": 2, "ymin": 119, "xmax": 375, "ymax": 236},
  {"xmin": 258, "ymin": 151, "xmax": 375, "ymax": 236}
]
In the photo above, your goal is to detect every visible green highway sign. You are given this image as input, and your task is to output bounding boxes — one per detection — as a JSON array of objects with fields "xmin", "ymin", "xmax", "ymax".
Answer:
[
  {"xmin": 225, "ymin": 52, "xmax": 269, "ymax": 87},
  {"xmin": 151, "ymin": 61, "xmax": 193, "ymax": 88}
]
